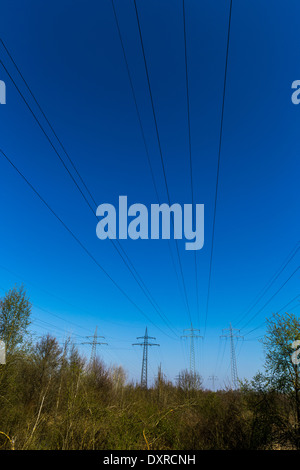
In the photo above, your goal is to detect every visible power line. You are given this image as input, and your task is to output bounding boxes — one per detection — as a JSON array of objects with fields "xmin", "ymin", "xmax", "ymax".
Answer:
[
  {"xmin": 0, "ymin": 38, "xmax": 97, "ymax": 208},
  {"xmin": 0, "ymin": 264, "xmax": 98, "ymax": 325},
  {"xmin": 133, "ymin": 0, "xmax": 192, "ymax": 325},
  {"xmin": 110, "ymin": 1, "xmax": 160, "ymax": 204},
  {"xmin": 0, "ymin": 57, "xmax": 96, "ymax": 215},
  {"xmin": 0, "ymin": 263, "xmax": 155, "ymax": 331},
  {"xmin": 244, "ymin": 298, "xmax": 300, "ymax": 340},
  {"xmin": 234, "ymin": 241, "xmax": 300, "ymax": 327},
  {"xmin": 32, "ymin": 304, "xmax": 91, "ymax": 335},
  {"xmin": 110, "ymin": 0, "xmax": 186, "ymax": 333},
  {"xmin": 277, "ymin": 294, "xmax": 300, "ymax": 313},
  {"xmin": 0, "ymin": 284, "xmax": 92, "ymax": 337},
  {"xmin": 182, "ymin": 0, "xmax": 200, "ymax": 326},
  {"xmin": 204, "ymin": 0, "xmax": 233, "ymax": 336},
  {"xmin": 31, "ymin": 317, "xmax": 85, "ymax": 340},
  {"xmin": 0, "ymin": 148, "xmax": 176, "ymax": 339},
  {"xmin": 241, "ymin": 266, "xmax": 300, "ymax": 334},
  {"xmin": 0, "ymin": 41, "xmax": 179, "ymax": 339},
  {"xmin": 246, "ymin": 294, "xmax": 300, "ymax": 338}
]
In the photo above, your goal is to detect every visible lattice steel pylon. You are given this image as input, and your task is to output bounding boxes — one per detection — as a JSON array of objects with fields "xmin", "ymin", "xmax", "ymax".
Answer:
[
  {"xmin": 181, "ymin": 323, "xmax": 203, "ymax": 376},
  {"xmin": 208, "ymin": 375, "xmax": 218, "ymax": 392},
  {"xmin": 220, "ymin": 323, "xmax": 243, "ymax": 389},
  {"xmin": 133, "ymin": 327, "xmax": 159, "ymax": 388},
  {"xmin": 82, "ymin": 326, "xmax": 108, "ymax": 363}
]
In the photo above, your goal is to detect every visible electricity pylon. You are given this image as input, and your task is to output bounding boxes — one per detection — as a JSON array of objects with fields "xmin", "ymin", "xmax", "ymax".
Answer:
[
  {"xmin": 208, "ymin": 375, "xmax": 218, "ymax": 391},
  {"xmin": 220, "ymin": 323, "xmax": 243, "ymax": 389},
  {"xmin": 181, "ymin": 323, "xmax": 203, "ymax": 376},
  {"xmin": 133, "ymin": 327, "xmax": 159, "ymax": 388},
  {"xmin": 82, "ymin": 326, "xmax": 108, "ymax": 363}
]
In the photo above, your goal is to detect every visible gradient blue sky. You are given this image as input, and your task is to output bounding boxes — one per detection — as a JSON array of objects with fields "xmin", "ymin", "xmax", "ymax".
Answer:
[{"xmin": 0, "ymin": 0, "xmax": 299, "ymax": 388}]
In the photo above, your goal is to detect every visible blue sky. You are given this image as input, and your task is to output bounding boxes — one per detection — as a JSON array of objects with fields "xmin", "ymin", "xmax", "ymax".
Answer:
[{"xmin": 0, "ymin": 0, "xmax": 299, "ymax": 388}]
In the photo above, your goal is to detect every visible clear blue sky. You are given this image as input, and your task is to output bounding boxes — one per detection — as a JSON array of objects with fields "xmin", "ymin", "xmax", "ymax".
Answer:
[{"xmin": 0, "ymin": 0, "xmax": 299, "ymax": 388}]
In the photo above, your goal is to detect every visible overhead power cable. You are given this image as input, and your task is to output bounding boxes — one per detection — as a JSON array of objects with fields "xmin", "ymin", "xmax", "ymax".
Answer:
[
  {"xmin": 244, "ymin": 294, "xmax": 300, "ymax": 339},
  {"xmin": 133, "ymin": 0, "xmax": 192, "ymax": 325},
  {"xmin": 0, "ymin": 148, "xmax": 177, "ymax": 340},
  {"xmin": 0, "ymin": 263, "xmax": 139, "ymax": 330},
  {"xmin": 110, "ymin": 1, "xmax": 186, "ymax": 326},
  {"xmin": 241, "ymin": 266, "xmax": 300, "ymax": 334},
  {"xmin": 204, "ymin": 0, "xmax": 233, "ymax": 337},
  {"xmin": 0, "ymin": 284, "xmax": 91, "ymax": 336},
  {"xmin": 277, "ymin": 294, "xmax": 300, "ymax": 313},
  {"xmin": 234, "ymin": 241, "xmax": 300, "ymax": 327},
  {"xmin": 0, "ymin": 38, "xmax": 97, "ymax": 207},
  {"xmin": 0, "ymin": 40, "xmax": 178, "ymax": 338},
  {"xmin": 182, "ymin": 0, "xmax": 200, "ymax": 326},
  {"xmin": 31, "ymin": 317, "xmax": 86, "ymax": 340}
]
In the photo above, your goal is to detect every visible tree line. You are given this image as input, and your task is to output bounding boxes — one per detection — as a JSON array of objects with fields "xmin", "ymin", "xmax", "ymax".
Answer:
[{"xmin": 0, "ymin": 285, "xmax": 299, "ymax": 450}]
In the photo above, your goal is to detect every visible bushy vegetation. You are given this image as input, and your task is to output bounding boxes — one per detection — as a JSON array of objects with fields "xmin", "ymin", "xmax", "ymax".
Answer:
[{"xmin": 0, "ymin": 286, "xmax": 299, "ymax": 450}]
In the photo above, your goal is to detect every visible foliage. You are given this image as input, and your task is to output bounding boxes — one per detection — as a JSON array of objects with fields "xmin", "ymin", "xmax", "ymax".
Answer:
[
  {"xmin": 0, "ymin": 285, "xmax": 31, "ymax": 353},
  {"xmin": 0, "ymin": 287, "xmax": 299, "ymax": 450}
]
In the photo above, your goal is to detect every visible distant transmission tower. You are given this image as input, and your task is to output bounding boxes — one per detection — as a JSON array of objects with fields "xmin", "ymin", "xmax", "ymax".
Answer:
[
  {"xmin": 208, "ymin": 375, "xmax": 218, "ymax": 391},
  {"xmin": 181, "ymin": 323, "xmax": 203, "ymax": 376},
  {"xmin": 82, "ymin": 326, "xmax": 108, "ymax": 363},
  {"xmin": 133, "ymin": 327, "xmax": 159, "ymax": 388},
  {"xmin": 220, "ymin": 323, "xmax": 243, "ymax": 389}
]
